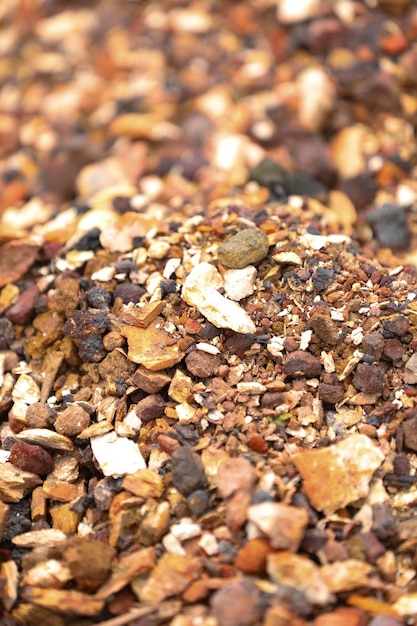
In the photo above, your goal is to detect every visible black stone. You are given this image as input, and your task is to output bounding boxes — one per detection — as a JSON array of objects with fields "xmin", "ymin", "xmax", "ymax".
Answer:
[
  {"xmin": 171, "ymin": 446, "xmax": 207, "ymax": 496},
  {"xmin": 0, "ymin": 318, "xmax": 14, "ymax": 349},
  {"xmin": 85, "ymin": 286, "xmax": 112, "ymax": 310},
  {"xmin": 312, "ymin": 267, "xmax": 334, "ymax": 291},
  {"xmin": 367, "ymin": 203, "xmax": 411, "ymax": 251},
  {"xmin": 72, "ymin": 227, "xmax": 102, "ymax": 251},
  {"xmin": 248, "ymin": 157, "xmax": 290, "ymax": 198}
]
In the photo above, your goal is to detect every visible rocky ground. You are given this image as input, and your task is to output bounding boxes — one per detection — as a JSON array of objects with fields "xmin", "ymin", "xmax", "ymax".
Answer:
[{"xmin": 1, "ymin": 0, "xmax": 417, "ymax": 625}]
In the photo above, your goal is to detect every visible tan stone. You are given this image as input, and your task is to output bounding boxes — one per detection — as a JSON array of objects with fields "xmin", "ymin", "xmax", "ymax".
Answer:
[
  {"xmin": 122, "ymin": 468, "xmax": 164, "ymax": 499},
  {"xmin": 0, "ymin": 462, "xmax": 41, "ymax": 503},
  {"xmin": 267, "ymin": 552, "xmax": 331, "ymax": 606},
  {"xmin": 292, "ymin": 434, "xmax": 384, "ymax": 515},
  {"xmin": 138, "ymin": 553, "xmax": 202, "ymax": 603},
  {"xmin": 168, "ymin": 369, "xmax": 194, "ymax": 403},
  {"xmin": 121, "ymin": 319, "xmax": 184, "ymax": 371},
  {"xmin": 21, "ymin": 587, "xmax": 104, "ymax": 617},
  {"xmin": 247, "ymin": 502, "xmax": 308, "ymax": 551}
]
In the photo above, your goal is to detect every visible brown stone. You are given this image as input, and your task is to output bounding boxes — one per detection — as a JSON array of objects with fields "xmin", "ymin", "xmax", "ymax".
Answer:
[
  {"xmin": 0, "ymin": 240, "xmax": 40, "ymax": 288},
  {"xmin": 353, "ymin": 363, "xmax": 385, "ymax": 394},
  {"xmin": 138, "ymin": 553, "xmax": 201, "ymax": 603},
  {"xmin": 63, "ymin": 537, "xmax": 115, "ymax": 592},
  {"xmin": 131, "ymin": 366, "xmax": 171, "ymax": 393},
  {"xmin": 54, "ymin": 405, "xmax": 90, "ymax": 437},
  {"xmin": 135, "ymin": 394, "xmax": 166, "ymax": 422},
  {"xmin": 402, "ymin": 416, "xmax": 417, "ymax": 452},
  {"xmin": 185, "ymin": 350, "xmax": 221, "ymax": 378},
  {"xmin": 318, "ymin": 383, "xmax": 345, "ymax": 404},
  {"xmin": 210, "ymin": 582, "xmax": 264, "ymax": 626},
  {"xmin": 121, "ymin": 319, "xmax": 184, "ymax": 371},
  {"xmin": 98, "ymin": 349, "xmax": 137, "ymax": 382},
  {"xmin": 283, "ymin": 350, "xmax": 322, "ymax": 378},
  {"xmin": 362, "ymin": 332, "xmax": 385, "ymax": 360},
  {"xmin": 309, "ymin": 306, "xmax": 340, "ymax": 346}
]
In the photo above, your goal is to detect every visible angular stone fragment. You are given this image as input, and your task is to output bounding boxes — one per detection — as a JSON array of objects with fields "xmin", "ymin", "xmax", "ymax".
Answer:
[
  {"xmin": 168, "ymin": 369, "xmax": 194, "ymax": 403},
  {"xmin": 404, "ymin": 353, "xmax": 417, "ymax": 384},
  {"xmin": 21, "ymin": 559, "xmax": 71, "ymax": 589},
  {"xmin": 267, "ymin": 551, "xmax": 331, "ymax": 606},
  {"xmin": 223, "ymin": 266, "xmax": 257, "ymax": 301},
  {"xmin": 119, "ymin": 301, "xmax": 165, "ymax": 328},
  {"xmin": 182, "ymin": 262, "xmax": 255, "ymax": 334},
  {"xmin": 217, "ymin": 457, "xmax": 257, "ymax": 499},
  {"xmin": 138, "ymin": 553, "xmax": 201, "ymax": 603},
  {"xmin": 283, "ymin": 350, "xmax": 322, "ymax": 378},
  {"xmin": 0, "ymin": 501, "xmax": 9, "ymax": 542},
  {"xmin": 185, "ymin": 350, "xmax": 220, "ymax": 378},
  {"xmin": 131, "ymin": 366, "xmax": 171, "ymax": 393},
  {"xmin": 353, "ymin": 363, "xmax": 385, "ymax": 394},
  {"xmin": 402, "ymin": 416, "xmax": 417, "ymax": 451},
  {"xmin": 320, "ymin": 559, "xmax": 373, "ymax": 592},
  {"xmin": 217, "ymin": 228, "xmax": 269, "ymax": 269},
  {"xmin": 95, "ymin": 547, "xmax": 155, "ymax": 599},
  {"xmin": 0, "ymin": 560, "xmax": 18, "ymax": 611},
  {"xmin": 91, "ymin": 431, "xmax": 146, "ymax": 477},
  {"xmin": 42, "ymin": 478, "xmax": 84, "ymax": 502},
  {"xmin": 171, "ymin": 446, "xmax": 207, "ymax": 496},
  {"xmin": 247, "ymin": 502, "xmax": 308, "ymax": 551},
  {"xmin": 122, "ymin": 468, "xmax": 164, "ymax": 499},
  {"xmin": 0, "ymin": 239, "xmax": 40, "ymax": 288},
  {"xmin": 20, "ymin": 587, "xmax": 104, "ymax": 617},
  {"xmin": 235, "ymin": 537, "xmax": 274, "ymax": 574},
  {"xmin": 121, "ymin": 320, "xmax": 184, "ymax": 371},
  {"xmin": 16, "ymin": 428, "xmax": 73, "ymax": 451},
  {"xmin": 0, "ymin": 462, "xmax": 41, "ymax": 502},
  {"xmin": 292, "ymin": 434, "xmax": 384, "ymax": 514},
  {"xmin": 12, "ymin": 373, "xmax": 41, "ymax": 404},
  {"xmin": 12, "ymin": 528, "xmax": 66, "ymax": 548},
  {"xmin": 135, "ymin": 394, "xmax": 166, "ymax": 422}
]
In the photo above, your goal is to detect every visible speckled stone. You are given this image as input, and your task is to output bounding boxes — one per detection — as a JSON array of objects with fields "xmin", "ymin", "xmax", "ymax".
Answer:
[{"xmin": 217, "ymin": 229, "xmax": 269, "ymax": 269}]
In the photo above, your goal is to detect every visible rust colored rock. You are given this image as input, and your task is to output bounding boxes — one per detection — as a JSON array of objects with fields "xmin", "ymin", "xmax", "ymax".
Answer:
[
  {"xmin": 314, "ymin": 607, "xmax": 368, "ymax": 626},
  {"xmin": 185, "ymin": 350, "xmax": 221, "ymax": 378},
  {"xmin": 318, "ymin": 383, "xmax": 344, "ymax": 404},
  {"xmin": 135, "ymin": 394, "xmax": 166, "ymax": 422},
  {"xmin": 217, "ymin": 228, "xmax": 269, "ymax": 269},
  {"xmin": 98, "ymin": 349, "xmax": 137, "ymax": 382},
  {"xmin": 247, "ymin": 434, "xmax": 269, "ymax": 453},
  {"xmin": 283, "ymin": 350, "xmax": 322, "ymax": 378},
  {"xmin": 54, "ymin": 278, "xmax": 81, "ymax": 318},
  {"xmin": 353, "ymin": 363, "xmax": 385, "ymax": 394},
  {"xmin": 9, "ymin": 442, "xmax": 53, "ymax": 476},
  {"xmin": 6, "ymin": 285, "xmax": 39, "ymax": 325},
  {"xmin": 63, "ymin": 537, "xmax": 115, "ymax": 592},
  {"xmin": 235, "ymin": 537, "xmax": 273, "ymax": 574},
  {"xmin": 54, "ymin": 405, "xmax": 91, "ymax": 437},
  {"xmin": 0, "ymin": 240, "xmax": 40, "ymax": 288}
]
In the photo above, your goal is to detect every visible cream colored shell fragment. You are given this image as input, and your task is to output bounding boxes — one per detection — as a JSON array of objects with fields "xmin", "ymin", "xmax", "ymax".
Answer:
[{"xmin": 182, "ymin": 262, "xmax": 256, "ymax": 334}]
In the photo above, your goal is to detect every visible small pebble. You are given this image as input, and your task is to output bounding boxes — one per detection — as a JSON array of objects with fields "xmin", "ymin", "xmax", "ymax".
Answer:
[
  {"xmin": 171, "ymin": 446, "xmax": 208, "ymax": 496},
  {"xmin": 217, "ymin": 229, "xmax": 269, "ymax": 269},
  {"xmin": 54, "ymin": 405, "xmax": 91, "ymax": 437},
  {"xmin": 353, "ymin": 363, "xmax": 385, "ymax": 394},
  {"xmin": 283, "ymin": 350, "xmax": 322, "ymax": 378}
]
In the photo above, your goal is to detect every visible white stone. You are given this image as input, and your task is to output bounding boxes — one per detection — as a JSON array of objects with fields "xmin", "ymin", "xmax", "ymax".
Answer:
[
  {"xmin": 90, "ymin": 431, "xmax": 146, "ymax": 477},
  {"xmin": 297, "ymin": 67, "xmax": 336, "ymax": 132},
  {"xmin": 404, "ymin": 353, "xmax": 417, "ymax": 384},
  {"xmin": 237, "ymin": 382, "xmax": 267, "ymax": 395},
  {"xmin": 223, "ymin": 266, "xmax": 257, "ymax": 301},
  {"xmin": 199, "ymin": 532, "xmax": 219, "ymax": 556},
  {"xmin": 182, "ymin": 262, "xmax": 256, "ymax": 334},
  {"xmin": 170, "ymin": 518, "xmax": 201, "ymax": 541},
  {"xmin": 277, "ymin": 0, "xmax": 320, "ymax": 24},
  {"xmin": 12, "ymin": 374, "xmax": 40, "ymax": 405}
]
